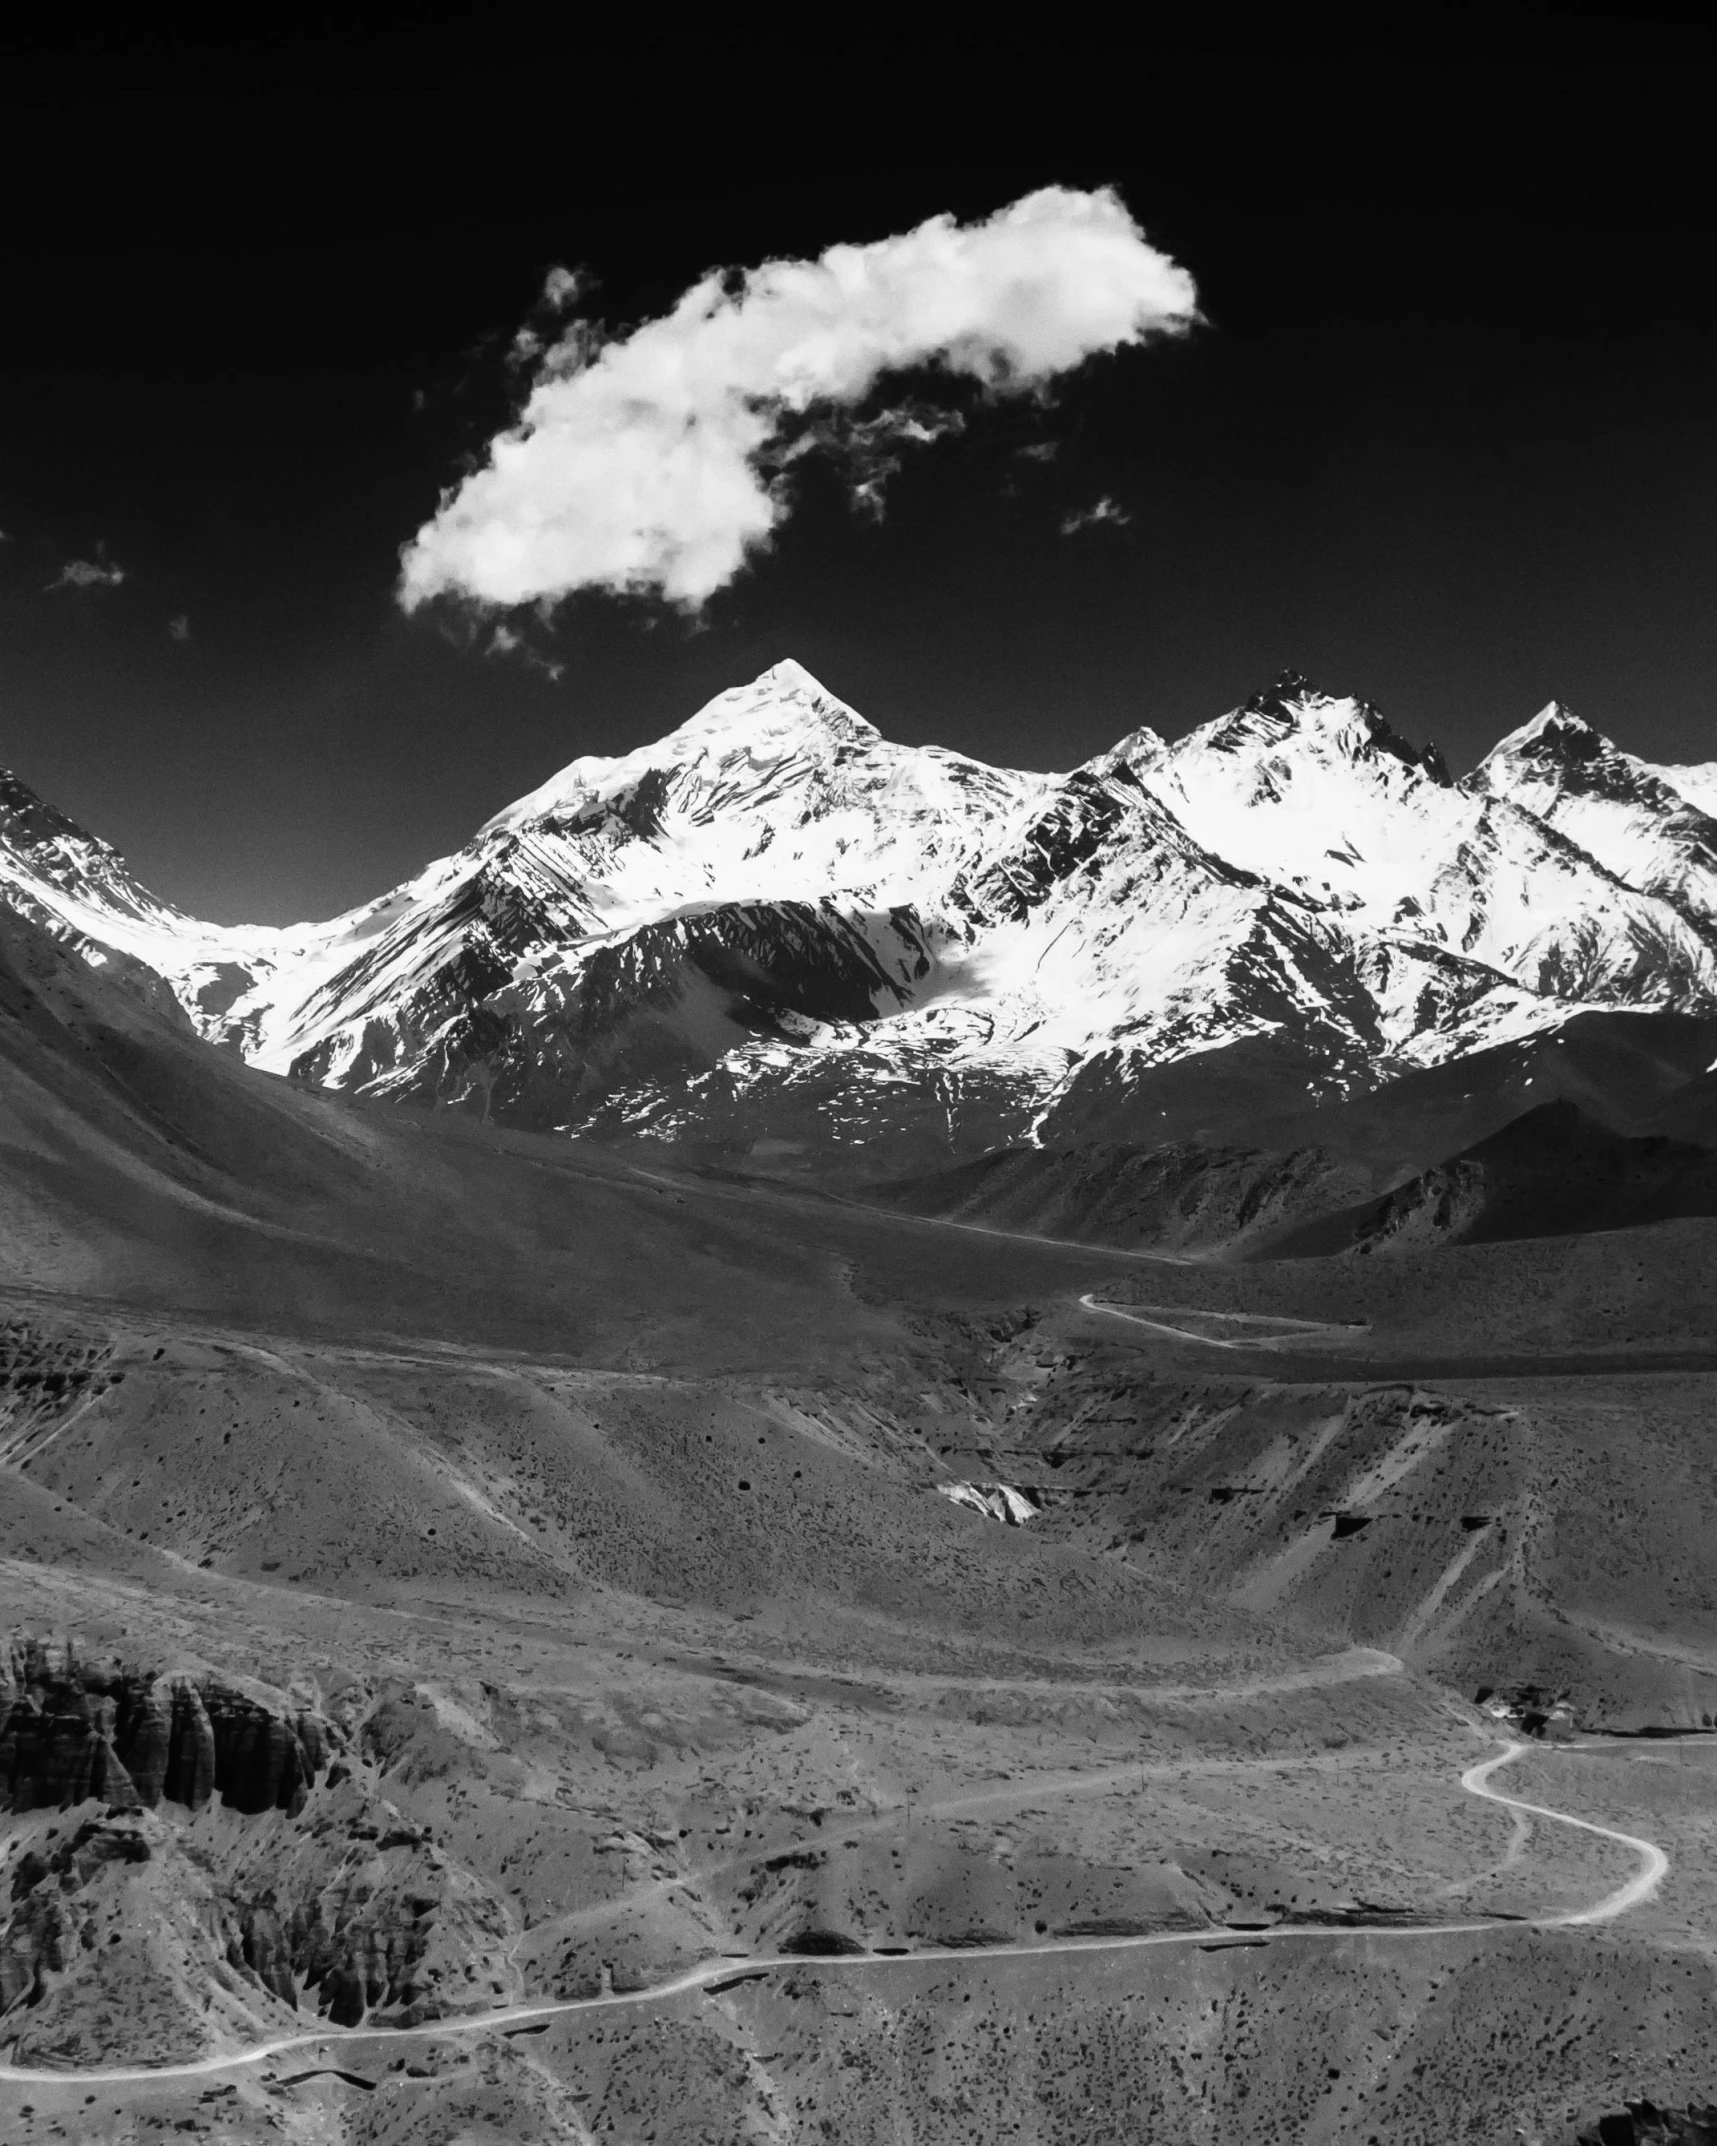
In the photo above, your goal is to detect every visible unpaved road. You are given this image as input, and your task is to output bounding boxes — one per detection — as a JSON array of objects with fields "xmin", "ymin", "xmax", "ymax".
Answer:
[
  {"xmin": 1461, "ymin": 1742, "xmax": 1668, "ymax": 1925},
  {"xmin": 1078, "ymin": 1292, "xmax": 1369, "ymax": 1351},
  {"xmin": 513, "ymin": 1647, "xmax": 1405, "ymax": 1959},
  {"xmin": 0, "ymin": 1738, "xmax": 1667, "ymax": 2090}
]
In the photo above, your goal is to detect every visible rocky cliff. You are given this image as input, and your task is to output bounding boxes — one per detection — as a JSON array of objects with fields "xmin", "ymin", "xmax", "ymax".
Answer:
[
  {"xmin": 0, "ymin": 1640, "xmax": 515, "ymax": 2057},
  {"xmin": 0, "ymin": 1638, "xmax": 332, "ymax": 1817}
]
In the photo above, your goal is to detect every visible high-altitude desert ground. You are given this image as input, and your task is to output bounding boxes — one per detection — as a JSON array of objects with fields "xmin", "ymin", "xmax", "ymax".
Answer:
[{"xmin": 8, "ymin": 670, "xmax": 1717, "ymax": 2142}]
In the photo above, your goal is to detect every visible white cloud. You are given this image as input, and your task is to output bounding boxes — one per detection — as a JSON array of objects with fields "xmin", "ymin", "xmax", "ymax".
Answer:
[
  {"xmin": 1060, "ymin": 495, "xmax": 1132, "ymax": 535},
  {"xmin": 50, "ymin": 555, "xmax": 126, "ymax": 591},
  {"xmin": 168, "ymin": 614, "xmax": 191, "ymax": 642},
  {"xmin": 399, "ymin": 186, "xmax": 1198, "ymax": 616}
]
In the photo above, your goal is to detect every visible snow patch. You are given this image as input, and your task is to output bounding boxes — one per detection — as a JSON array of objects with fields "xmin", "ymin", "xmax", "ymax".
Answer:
[{"xmin": 938, "ymin": 1481, "xmax": 1040, "ymax": 1525}]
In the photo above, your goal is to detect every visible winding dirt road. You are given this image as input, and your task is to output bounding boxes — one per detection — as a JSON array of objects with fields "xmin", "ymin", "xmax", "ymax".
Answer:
[
  {"xmin": 0, "ymin": 1737, "xmax": 1668, "ymax": 2091},
  {"xmin": 1461, "ymin": 1742, "xmax": 1668, "ymax": 1925}
]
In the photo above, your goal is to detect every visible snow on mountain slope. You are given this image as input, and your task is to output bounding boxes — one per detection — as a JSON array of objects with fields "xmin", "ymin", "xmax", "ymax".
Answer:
[
  {"xmin": 0, "ymin": 768, "xmax": 272, "ymax": 1029},
  {"xmin": 1130, "ymin": 677, "xmax": 1717, "ymax": 1011},
  {"xmin": 478, "ymin": 658, "xmax": 1042, "ymax": 894},
  {"xmin": 0, "ymin": 770, "xmax": 444, "ymax": 1058},
  {"xmin": 242, "ymin": 661, "xmax": 1054, "ymax": 1122},
  {"xmin": 582, "ymin": 745, "xmax": 1570, "ymax": 1167},
  {"xmin": 1655, "ymin": 761, "xmax": 1717, "ymax": 819},
  {"xmin": 1470, "ymin": 702, "xmax": 1717, "ymax": 934},
  {"xmin": 5, "ymin": 661, "xmax": 1717, "ymax": 1173},
  {"xmin": 6, "ymin": 662, "xmax": 1045, "ymax": 1108}
]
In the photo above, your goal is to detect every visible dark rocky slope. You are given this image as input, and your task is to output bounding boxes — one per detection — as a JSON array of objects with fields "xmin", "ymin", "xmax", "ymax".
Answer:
[
  {"xmin": 1273, "ymin": 1099, "xmax": 1717, "ymax": 1256},
  {"xmin": 866, "ymin": 1015, "xmax": 1717, "ymax": 1263},
  {"xmin": 1035, "ymin": 1008, "xmax": 1717, "ymax": 1186},
  {"xmin": 867, "ymin": 1138, "xmax": 1370, "ymax": 1254},
  {"xmin": 1577, "ymin": 2102, "xmax": 1717, "ymax": 2144}
]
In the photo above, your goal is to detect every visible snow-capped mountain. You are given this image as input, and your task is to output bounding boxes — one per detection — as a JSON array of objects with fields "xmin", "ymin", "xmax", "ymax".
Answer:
[
  {"xmin": 0, "ymin": 769, "xmax": 401, "ymax": 1055},
  {"xmin": 0, "ymin": 767, "xmax": 266, "ymax": 1030},
  {"xmin": 1149, "ymin": 680, "xmax": 1717, "ymax": 1000},
  {"xmin": 5, "ymin": 662, "xmax": 1717, "ymax": 1172},
  {"xmin": 1470, "ymin": 702, "xmax": 1717, "ymax": 933}
]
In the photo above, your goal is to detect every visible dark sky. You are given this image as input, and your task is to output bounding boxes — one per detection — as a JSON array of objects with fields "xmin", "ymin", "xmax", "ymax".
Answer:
[{"xmin": 3, "ymin": 13, "xmax": 1716, "ymax": 922}]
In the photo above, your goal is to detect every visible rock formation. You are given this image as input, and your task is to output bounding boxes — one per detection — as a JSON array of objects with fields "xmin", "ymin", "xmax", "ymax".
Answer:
[
  {"xmin": 0, "ymin": 1652, "xmax": 512, "ymax": 2040},
  {"xmin": 0, "ymin": 1639, "xmax": 335, "ymax": 1816}
]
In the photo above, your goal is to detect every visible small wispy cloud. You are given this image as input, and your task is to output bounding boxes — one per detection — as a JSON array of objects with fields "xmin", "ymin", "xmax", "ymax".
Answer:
[
  {"xmin": 509, "ymin": 264, "xmax": 595, "ymax": 370},
  {"xmin": 168, "ymin": 614, "xmax": 191, "ymax": 643},
  {"xmin": 777, "ymin": 400, "xmax": 966, "ymax": 522},
  {"xmin": 488, "ymin": 621, "xmax": 563, "ymax": 681},
  {"xmin": 1015, "ymin": 441, "xmax": 1061, "ymax": 464},
  {"xmin": 400, "ymin": 186, "xmax": 1198, "ymax": 618},
  {"xmin": 49, "ymin": 553, "xmax": 127, "ymax": 592},
  {"xmin": 1059, "ymin": 495, "xmax": 1132, "ymax": 536}
]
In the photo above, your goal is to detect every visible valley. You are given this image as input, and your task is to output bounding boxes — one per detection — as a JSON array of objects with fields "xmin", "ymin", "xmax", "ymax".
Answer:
[
  {"xmin": 5, "ymin": 1135, "xmax": 1717, "ymax": 2140},
  {"xmin": 7, "ymin": 665, "xmax": 1717, "ymax": 2139}
]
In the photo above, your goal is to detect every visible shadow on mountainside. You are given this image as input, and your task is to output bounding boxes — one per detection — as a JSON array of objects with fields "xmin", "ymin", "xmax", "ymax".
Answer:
[
  {"xmin": 0, "ymin": 904, "xmax": 1153, "ymax": 1372},
  {"xmin": 1270, "ymin": 1099, "xmax": 1717, "ymax": 1257}
]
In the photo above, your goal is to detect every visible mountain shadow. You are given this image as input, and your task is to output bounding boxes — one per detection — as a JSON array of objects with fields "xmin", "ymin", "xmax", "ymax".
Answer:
[{"xmin": 1269, "ymin": 1098, "xmax": 1717, "ymax": 1256}]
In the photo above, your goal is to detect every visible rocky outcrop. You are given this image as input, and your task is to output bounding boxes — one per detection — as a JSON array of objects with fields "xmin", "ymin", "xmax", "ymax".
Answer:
[
  {"xmin": 1577, "ymin": 2101, "xmax": 1717, "ymax": 2144},
  {"xmin": 0, "ymin": 1639, "xmax": 336, "ymax": 1816},
  {"xmin": 228, "ymin": 1901, "xmax": 297, "ymax": 2008},
  {"xmin": 0, "ymin": 1815, "xmax": 153, "ymax": 2014},
  {"xmin": 275, "ymin": 1792, "xmax": 515, "ymax": 2027},
  {"xmin": 0, "ymin": 1759, "xmax": 511, "ymax": 2038},
  {"xmin": 0, "ymin": 1325, "xmax": 123, "ymax": 1473}
]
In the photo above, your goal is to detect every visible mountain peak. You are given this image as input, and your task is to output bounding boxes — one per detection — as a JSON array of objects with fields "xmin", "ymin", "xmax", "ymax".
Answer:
[
  {"xmin": 1471, "ymin": 701, "xmax": 1717, "ymax": 831},
  {"xmin": 668, "ymin": 659, "xmax": 880, "ymax": 752},
  {"xmin": 1240, "ymin": 670, "xmax": 1322, "ymax": 719},
  {"xmin": 0, "ymin": 764, "xmax": 199, "ymax": 943},
  {"xmin": 758, "ymin": 657, "xmax": 829, "ymax": 697},
  {"xmin": 1206, "ymin": 676, "xmax": 1450, "ymax": 785},
  {"xmin": 1085, "ymin": 724, "xmax": 1167, "ymax": 780},
  {"xmin": 0, "ymin": 767, "xmax": 104, "ymax": 858},
  {"xmin": 478, "ymin": 662, "xmax": 883, "ymax": 838},
  {"xmin": 0, "ymin": 765, "xmax": 145, "ymax": 899},
  {"xmin": 1483, "ymin": 702, "xmax": 1609, "ymax": 770}
]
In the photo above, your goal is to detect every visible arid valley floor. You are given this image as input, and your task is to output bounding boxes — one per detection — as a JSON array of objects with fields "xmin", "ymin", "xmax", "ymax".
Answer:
[{"xmin": 5, "ymin": 903, "xmax": 1717, "ymax": 2143}]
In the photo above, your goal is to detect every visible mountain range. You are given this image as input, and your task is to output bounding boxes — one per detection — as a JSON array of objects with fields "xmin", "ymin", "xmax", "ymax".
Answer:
[{"xmin": 6, "ymin": 661, "xmax": 1717, "ymax": 1177}]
